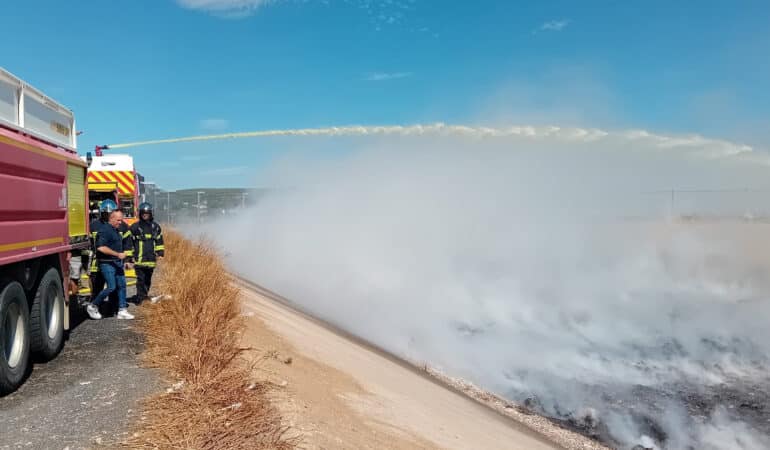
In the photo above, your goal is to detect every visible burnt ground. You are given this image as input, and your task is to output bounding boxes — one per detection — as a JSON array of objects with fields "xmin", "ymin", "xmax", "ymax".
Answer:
[
  {"xmin": 0, "ymin": 291, "xmax": 160, "ymax": 450},
  {"xmin": 520, "ymin": 376, "xmax": 770, "ymax": 450}
]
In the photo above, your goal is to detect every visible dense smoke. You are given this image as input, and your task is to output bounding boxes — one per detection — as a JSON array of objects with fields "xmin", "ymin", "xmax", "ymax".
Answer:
[{"xmin": 204, "ymin": 128, "xmax": 770, "ymax": 449}]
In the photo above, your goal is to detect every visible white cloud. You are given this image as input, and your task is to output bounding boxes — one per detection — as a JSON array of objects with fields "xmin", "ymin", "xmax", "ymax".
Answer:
[
  {"xmin": 177, "ymin": 0, "xmax": 422, "ymax": 26},
  {"xmin": 539, "ymin": 19, "xmax": 570, "ymax": 32},
  {"xmin": 364, "ymin": 72, "xmax": 413, "ymax": 82},
  {"xmin": 199, "ymin": 118, "xmax": 229, "ymax": 131},
  {"xmin": 175, "ymin": 0, "xmax": 274, "ymax": 17}
]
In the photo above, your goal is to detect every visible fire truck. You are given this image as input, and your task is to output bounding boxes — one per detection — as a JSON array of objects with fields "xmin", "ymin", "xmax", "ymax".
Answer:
[
  {"xmin": 0, "ymin": 67, "xmax": 89, "ymax": 393},
  {"xmin": 75, "ymin": 154, "xmax": 140, "ymax": 296},
  {"xmin": 0, "ymin": 67, "xmax": 145, "ymax": 393},
  {"xmin": 86, "ymin": 153, "xmax": 141, "ymax": 225}
]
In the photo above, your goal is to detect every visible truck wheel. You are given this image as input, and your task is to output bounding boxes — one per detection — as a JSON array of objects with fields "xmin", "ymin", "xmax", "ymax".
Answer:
[
  {"xmin": 30, "ymin": 268, "xmax": 65, "ymax": 361},
  {"xmin": 0, "ymin": 281, "xmax": 30, "ymax": 395}
]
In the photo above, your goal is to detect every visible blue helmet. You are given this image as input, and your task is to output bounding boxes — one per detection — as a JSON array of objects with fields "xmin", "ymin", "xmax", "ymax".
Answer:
[{"xmin": 99, "ymin": 199, "xmax": 118, "ymax": 213}]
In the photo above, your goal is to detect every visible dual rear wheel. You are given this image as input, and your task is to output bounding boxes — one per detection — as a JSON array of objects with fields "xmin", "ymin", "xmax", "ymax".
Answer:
[{"xmin": 0, "ymin": 268, "xmax": 65, "ymax": 395}]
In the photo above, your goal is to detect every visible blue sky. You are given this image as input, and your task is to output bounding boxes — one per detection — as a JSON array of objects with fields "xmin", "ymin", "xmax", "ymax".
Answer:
[{"xmin": 4, "ymin": 0, "xmax": 769, "ymax": 190}]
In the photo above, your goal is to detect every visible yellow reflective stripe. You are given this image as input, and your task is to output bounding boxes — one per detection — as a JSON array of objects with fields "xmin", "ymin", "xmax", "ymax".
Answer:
[
  {"xmin": 125, "ymin": 250, "xmax": 134, "ymax": 256},
  {"xmin": 144, "ymin": 234, "xmax": 152, "ymax": 239},
  {"xmin": 154, "ymin": 246, "xmax": 165, "ymax": 250},
  {"xmin": 0, "ymin": 237, "xmax": 64, "ymax": 253},
  {"xmin": 138, "ymin": 240, "xmax": 144, "ymax": 264},
  {"xmin": 136, "ymin": 262, "xmax": 156, "ymax": 268}
]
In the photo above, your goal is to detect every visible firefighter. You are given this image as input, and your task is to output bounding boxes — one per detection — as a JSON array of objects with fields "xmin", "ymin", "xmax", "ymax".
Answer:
[
  {"xmin": 88, "ymin": 199, "xmax": 133, "ymax": 314},
  {"xmin": 130, "ymin": 202, "xmax": 165, "ymax": 303}
]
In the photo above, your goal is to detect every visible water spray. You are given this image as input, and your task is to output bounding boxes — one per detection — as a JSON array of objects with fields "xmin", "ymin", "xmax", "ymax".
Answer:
[
  {"xmin": 92, "ymin": 123, "xmax": 754, "ymax": 159},
  {"xmin": 94, "ymin": 123, "xmax": 607, "ymax": 151}
]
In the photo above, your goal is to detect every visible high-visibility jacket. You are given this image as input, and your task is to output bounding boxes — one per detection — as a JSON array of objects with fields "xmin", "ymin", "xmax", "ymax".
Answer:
[
  {"xmin": 129, "ymin": 220, "xmax": 164, "ymax": 268},
  {"xmin": 88, "ymin": 219, "xmax": 133, "ymax": 273}
]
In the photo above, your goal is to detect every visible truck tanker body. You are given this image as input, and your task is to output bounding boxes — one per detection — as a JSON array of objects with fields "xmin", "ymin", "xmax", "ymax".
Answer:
[{"xmin": 0, "ymin": 67, "xmax": 89, "ymax": 394}]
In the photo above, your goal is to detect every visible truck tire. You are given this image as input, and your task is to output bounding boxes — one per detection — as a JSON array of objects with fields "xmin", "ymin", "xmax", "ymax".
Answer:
[
  {"xmin": 30, "ymin": 268, "xmax": 65, "ymax": 360},
  {"xmin": 0, "ymin": 281, "xmax": 30, "ymax": 395}
]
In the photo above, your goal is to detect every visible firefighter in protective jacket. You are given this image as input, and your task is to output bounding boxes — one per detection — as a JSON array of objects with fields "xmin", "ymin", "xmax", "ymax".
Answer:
[{"xmin": 130, "ymin": 202, "xmax": 165, "ymax": 303}]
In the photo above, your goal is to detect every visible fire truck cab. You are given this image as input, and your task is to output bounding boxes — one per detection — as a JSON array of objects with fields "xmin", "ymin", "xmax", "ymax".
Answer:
[{"xmin": 86, "ymin": 154, "xmax": 140, "ymax": 225}]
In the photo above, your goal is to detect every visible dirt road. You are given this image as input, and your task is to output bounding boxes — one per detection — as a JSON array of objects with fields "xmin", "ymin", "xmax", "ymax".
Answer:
[{"xmin": 239, "ymin": 282, "xmax": 571, "ymax": 450}]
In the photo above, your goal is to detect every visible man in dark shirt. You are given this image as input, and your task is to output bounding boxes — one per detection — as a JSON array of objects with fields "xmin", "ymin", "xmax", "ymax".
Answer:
[
  {"xmin": 86, "ymin": 210, "xmax": 134, "ymax": 320},
  {"xmin": 88, "ymin": 200, "xmax": 133, "ymax": 314}
]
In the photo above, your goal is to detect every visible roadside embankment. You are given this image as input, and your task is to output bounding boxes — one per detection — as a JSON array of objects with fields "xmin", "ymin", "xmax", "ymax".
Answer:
[{"xmin": 125, "ymin": 231, "xmax": 296, "ymax": 449}]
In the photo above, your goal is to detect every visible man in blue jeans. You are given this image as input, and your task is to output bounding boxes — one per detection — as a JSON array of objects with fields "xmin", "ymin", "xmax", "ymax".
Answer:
[{"xmin": 86, "ymin": 210, "xmax": 134, "ymax": 320}]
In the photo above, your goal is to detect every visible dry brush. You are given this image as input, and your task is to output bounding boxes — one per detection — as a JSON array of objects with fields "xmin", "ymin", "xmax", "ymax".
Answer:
[{"xmin": 125, "ymin": 230, "xmax": 295, "ymax": 449}]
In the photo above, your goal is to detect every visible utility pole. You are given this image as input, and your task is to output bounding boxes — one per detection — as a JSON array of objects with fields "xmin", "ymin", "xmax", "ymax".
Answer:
[
  {"xmin": 197, "ymin": 191, "xmax": 205, "ymax": 224},
  {"xmin": 241, "ymin": 191, "xmax": 248, "ymax": 209}
]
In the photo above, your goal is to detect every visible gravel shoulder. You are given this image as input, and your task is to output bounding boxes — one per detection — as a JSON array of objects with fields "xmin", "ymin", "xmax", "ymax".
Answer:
[{"xmin": 0, "ymin": 298, "xmax": 159, "ymax": 450}]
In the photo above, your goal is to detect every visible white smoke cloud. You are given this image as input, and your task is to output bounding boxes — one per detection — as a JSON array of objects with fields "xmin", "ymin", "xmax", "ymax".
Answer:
[{"xmin": 202, "ymin": 127, "xmax": 770, "ymax": 449}]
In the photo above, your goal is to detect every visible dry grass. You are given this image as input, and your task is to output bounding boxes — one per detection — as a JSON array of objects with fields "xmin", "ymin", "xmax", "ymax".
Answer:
[{"xmin": 125, "ymin": 230, "xmax": 296, "ymax": 449}]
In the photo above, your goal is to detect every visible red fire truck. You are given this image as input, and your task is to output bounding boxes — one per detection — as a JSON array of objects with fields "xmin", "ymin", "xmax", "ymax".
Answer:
[{"xmin": 0, "ymin": 67, "xmax": 89, "ymax": 393}]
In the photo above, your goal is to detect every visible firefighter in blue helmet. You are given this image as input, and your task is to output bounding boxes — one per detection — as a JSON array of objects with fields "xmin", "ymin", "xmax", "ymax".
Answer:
[
  {"xmin": 130, "ymin": 202, "xmax": 164, "ymax": 303},
  {"xmin": 87, "ymin": 199, "xmax": 133, "ymax": 318}
]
